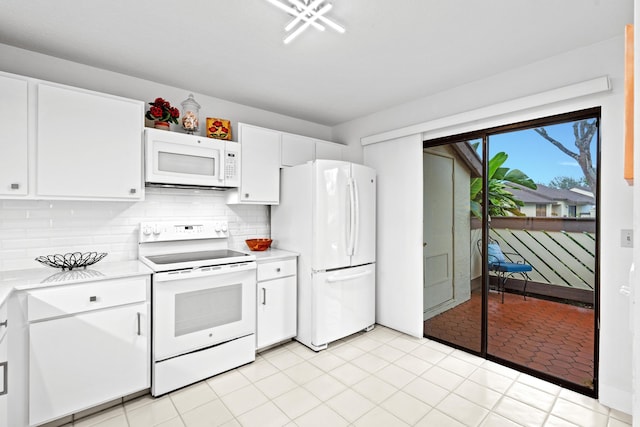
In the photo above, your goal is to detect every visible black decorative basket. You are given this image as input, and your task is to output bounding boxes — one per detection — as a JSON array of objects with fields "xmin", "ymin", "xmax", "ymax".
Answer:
[{"xmin": 35, "ymin": 252, "xmax": 108, "ymax": 270}]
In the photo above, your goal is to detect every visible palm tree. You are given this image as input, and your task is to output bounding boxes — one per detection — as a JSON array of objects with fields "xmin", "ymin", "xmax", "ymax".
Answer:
[{"xmin": 470, "ymin": 151, "xmax": 537, "ymax": 218}]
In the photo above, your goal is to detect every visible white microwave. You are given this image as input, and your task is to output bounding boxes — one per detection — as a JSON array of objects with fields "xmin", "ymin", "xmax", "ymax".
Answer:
[{"xmin": 145, "ymin": 129, "xmax": 240, "ymax": 189}]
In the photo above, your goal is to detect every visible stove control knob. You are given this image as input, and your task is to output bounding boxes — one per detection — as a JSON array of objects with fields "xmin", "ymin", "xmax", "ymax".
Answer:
[
  {"xmin": 142, "ymin": 225, "xmax": 152, "ymax": 236},
  {"xmin": 214, "ymin": 222, "xmax": 222, "ymax": 232},
  {"xmin": 153, "ymin": 225, "xmax": 161, "ymax": 235},
  {"xmin": 221, "ymin": 222, "xmax": 228, "ymax": 232}
]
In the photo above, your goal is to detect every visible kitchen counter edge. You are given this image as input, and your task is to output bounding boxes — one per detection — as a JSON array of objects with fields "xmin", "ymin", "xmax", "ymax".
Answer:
[
  {"xmin": 248, "ymin": 248, "xmax": 299, "ymax": 262},
  {"xmin": 0, "ymin": 260, "xmax": 153, "ymax": 305}
]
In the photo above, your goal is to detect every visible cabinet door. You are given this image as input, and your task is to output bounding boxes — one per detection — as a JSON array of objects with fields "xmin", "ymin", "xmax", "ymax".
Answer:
[
  {"xmin": 256, "ymin": 276, "xmax": 297, "ymax": 350},
  {"xmin": 0, "ymin": 305, "xmax": 6, "ymax": 427},
  {"xmin": 239, "ymin": 124, "xmax": 281, "ymax": 203},
  {"xmin": 0, "ymin": 74, "xmax": 28, "ymax": 196},
  {"xmin": 29, "ymin": 302, "xmax": 149, "ymax": 426},
  {"xmin": 281, "ymin": 133, "xmax": 315, "ymax": 167},
  {"xmin": 315, "ymin": 141, "xmax": 343, "ymax": 161},
  {"xmin": 36, "ymin": 83, "xmax": 144, "ymax": 199}
]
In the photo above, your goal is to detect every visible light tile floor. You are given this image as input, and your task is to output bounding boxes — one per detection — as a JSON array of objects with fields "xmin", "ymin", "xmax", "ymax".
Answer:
[{"xmin": 68, "ymin": 326, "xmax": 632, "ymax": 427}]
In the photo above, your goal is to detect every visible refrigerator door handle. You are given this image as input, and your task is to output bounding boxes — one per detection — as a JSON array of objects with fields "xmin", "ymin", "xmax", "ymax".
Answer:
[
  {"xmin": 326, "ymin": 269, "xmax": 373, "ymax": 283},
  {"xmin": 353, "ymin": 177, "xmax": 360, "ymax": 257},
  {"xmin": 347, "ymin": 178, "xmax": 356, "ymax": 256}
]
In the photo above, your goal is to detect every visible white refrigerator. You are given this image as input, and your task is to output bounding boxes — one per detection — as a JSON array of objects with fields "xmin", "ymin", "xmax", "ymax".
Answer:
[{"xmin": 272, "ymin": 159, "xmax": 376, "ymax": 351}]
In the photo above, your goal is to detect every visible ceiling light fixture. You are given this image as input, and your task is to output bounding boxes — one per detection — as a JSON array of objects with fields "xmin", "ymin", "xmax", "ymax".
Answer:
[{"xmin": 265, "ymin": 0, "xmax": 346, "ymax": 44}]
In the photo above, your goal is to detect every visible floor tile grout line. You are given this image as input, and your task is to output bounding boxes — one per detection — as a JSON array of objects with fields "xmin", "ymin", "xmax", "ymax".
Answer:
[{"xmin": 63, "ymin": 325, "xmax": 630, "ymax": 427}]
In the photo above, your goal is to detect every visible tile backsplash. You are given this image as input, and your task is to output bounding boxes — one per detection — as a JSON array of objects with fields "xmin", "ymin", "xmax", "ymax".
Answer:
[{"xmin": 0, "ymin": 187, "xmax": 270, "ymax": 271}]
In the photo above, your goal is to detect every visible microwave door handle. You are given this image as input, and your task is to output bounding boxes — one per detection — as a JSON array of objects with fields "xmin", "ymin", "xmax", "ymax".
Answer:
[{"xmin": 218, "ymin": 150, "xmax": 224, "ymax": 182}]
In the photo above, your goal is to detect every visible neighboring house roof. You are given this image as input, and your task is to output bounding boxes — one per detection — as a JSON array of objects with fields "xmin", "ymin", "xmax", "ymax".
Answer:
[{"xmin": 509, "ymin": 183, "xmax": 595, "ymax": 205}]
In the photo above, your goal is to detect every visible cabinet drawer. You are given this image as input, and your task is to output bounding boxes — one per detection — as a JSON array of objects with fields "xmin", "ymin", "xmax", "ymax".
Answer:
[
  {"xmin": 28, "ymin": 277, "xmax": 148, "ymax": 322},
  {"xmin": 257, "ymin": 259, "xmax": 296, "ymax": 282}
]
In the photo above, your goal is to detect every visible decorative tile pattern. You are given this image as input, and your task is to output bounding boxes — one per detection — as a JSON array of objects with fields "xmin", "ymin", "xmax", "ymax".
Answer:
[
  {"xmin": 66, "ymin": 325, "xmax": 628, "ymax": 427},
  {"xmin": 424, "ymin": 290, "xmax": 595, "ymax": 388}
]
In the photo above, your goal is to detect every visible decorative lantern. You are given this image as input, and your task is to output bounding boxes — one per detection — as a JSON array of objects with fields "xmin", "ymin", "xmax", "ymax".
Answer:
[{"xmin": 180, "ymin": 94, "xmax": 200, "ymax": 134}]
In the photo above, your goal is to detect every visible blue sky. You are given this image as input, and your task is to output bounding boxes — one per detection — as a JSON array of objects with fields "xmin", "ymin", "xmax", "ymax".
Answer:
[{"xmin": 487, "ymin": 120, "xmax": 598, "ymax": 185}]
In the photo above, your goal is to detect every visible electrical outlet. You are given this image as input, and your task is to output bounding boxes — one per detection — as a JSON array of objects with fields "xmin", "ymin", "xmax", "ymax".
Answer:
[{"xmin": 621, "ymin": 229, "xmax": 633, "ymax": 248}]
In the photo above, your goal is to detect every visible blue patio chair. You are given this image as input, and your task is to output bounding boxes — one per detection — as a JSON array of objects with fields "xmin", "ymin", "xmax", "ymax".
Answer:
[{"xmin": 479, "ymin": 238, "xmax": 533, "ymax": 303}]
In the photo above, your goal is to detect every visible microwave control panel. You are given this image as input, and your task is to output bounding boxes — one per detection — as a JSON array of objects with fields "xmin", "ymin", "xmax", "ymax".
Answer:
[{"xmin": 224, "ymin": 143, "xmax": 240, "ymax": 187}]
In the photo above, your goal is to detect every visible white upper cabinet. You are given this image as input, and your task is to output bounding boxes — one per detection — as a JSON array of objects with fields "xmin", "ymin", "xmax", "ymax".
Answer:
[
  {"xmin": 36, "ymin": 83, "xmax": 144, "ymax": 200},
  {"xmin": 0, "ymin": 71, "xmax": 145, "ymax": 201},
  {"xmin": 281, "ymin": 133, "xmax": 315, "ymax": 166},
  {"xmin": 227, "ymin": 123, "xmax": 281, "ymax": 205},
  {"xmin": 315, "ymin": 140, "xmax": 343, "ymax": 161},
  {"xmin": 0, "ymin": 74, "xmax": 28, "ymax": 196},
  {"xmin": 280, "ymin": 132, "xmax": 344, "ymax": 167}
]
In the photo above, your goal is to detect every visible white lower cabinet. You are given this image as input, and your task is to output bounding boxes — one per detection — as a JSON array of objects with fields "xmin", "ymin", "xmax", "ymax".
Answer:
[
  {"xmin": 0, "ymin": 300, "xmax": 7, "ymax": 427},
  {"xmin": 27, "ymin": 277, "xmax": 150, "ymax": 426},
  {"xmin": 256, "ymin": 258, "xmax": 297, "ymax": 350}
]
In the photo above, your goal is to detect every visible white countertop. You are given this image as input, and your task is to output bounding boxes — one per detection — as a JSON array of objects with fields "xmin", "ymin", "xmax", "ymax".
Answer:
[
  {"xmin": 247, "ymin": 248, "xmax": 299, "ymax": 262},
  {"xmin": 0, "ymin": 260, "xmax": 152, "ymax": 305},
  {"xmin": 0, "ymin": 250, "xmax": 298, "ymax": 305}
]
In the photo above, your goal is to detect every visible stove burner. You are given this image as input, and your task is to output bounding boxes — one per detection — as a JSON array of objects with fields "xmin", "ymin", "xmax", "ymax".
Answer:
[{"xmin": 145, "ymin": 249, "xmax": 250, "ymax": 265}]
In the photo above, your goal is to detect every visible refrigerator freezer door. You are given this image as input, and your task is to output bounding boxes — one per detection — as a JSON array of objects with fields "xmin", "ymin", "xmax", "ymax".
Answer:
[
  {"xmin": 351, "ymin": 163, "xmax": 376, "ymax": 266},
  {"xmin": 312, "ymin": 160, "xmax": 352, "ymax": 271},
  {"xmin": 311, "ymin": 264, "xmax": 376, "ymax": 347}
]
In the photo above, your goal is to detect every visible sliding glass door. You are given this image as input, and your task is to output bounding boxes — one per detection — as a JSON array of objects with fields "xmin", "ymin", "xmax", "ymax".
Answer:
[{"xmin": 422, "ymin": 108, "xmax": 599, "ymax": 396}]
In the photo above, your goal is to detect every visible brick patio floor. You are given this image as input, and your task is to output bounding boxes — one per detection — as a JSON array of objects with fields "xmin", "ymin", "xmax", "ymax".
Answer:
[{"xmin": 423, "ymin": 290, "xmax": 595, "ymax": 389}]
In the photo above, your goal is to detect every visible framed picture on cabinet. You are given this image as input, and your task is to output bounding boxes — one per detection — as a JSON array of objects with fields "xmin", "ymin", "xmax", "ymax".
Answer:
[{"xmin": 206, "ymin": 117, "xmax": 232, "ymax": 140}]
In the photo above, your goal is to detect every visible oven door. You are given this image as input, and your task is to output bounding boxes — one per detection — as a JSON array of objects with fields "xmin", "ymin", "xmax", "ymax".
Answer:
[
  {"xmin": 152, "ymin": 262, "xmax": 256, "ymax": 361},
  {"xmin": 145, "ymin": 131, "xmax": 226, "ymax": 187}
]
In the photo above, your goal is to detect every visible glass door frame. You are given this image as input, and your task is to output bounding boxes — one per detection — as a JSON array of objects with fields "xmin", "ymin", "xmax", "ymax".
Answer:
[{"xmin": 422, "ymin": 107, "xmax": 601, "ymax": 398}]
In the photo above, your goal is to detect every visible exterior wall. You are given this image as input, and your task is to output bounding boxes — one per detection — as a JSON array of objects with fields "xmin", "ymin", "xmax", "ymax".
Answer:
[
  {"xmin": 423, "ymin": 145, "xmax": 471, "ymax": 320},
  {"xmin": 335, "ymin": 36, "xmax": 632, "ymax": 413}
]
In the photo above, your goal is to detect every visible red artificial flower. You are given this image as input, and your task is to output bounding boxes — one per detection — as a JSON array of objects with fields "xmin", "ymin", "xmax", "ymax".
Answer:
[
  {"xmin": 209, "ymin": 126, "xmax": 217, "ymax": 133},
  {"xmin": 146, "ymin": 97, "xmax": 180, "ymax": 125},
  {"xmin": 221, "ymin": 127, "xmax": 229, "ymax": 134},
  {"xmin": 150, "ymin": 106, "xmax": 163, "ymax": 118},
  {"xmin": 213, "ymin": 120, "xmax": 223, "ymax": 127}
]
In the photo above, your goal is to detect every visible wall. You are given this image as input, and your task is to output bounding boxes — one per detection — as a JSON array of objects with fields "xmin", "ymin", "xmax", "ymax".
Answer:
[
  {"xmin": 0, "ymin": 187, "xmax": 270, "ymax": 271},
  {"xmin": 632, "ymin": 3, "xmax": 640, "ymax": 425},
  {"xmin": 336, "ymin": 36, "xmax": 633, "ymax": 413}
]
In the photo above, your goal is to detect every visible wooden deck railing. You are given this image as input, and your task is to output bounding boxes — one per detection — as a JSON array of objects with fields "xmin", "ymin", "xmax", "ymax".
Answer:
[{"xmin": 472, "ymin": 217, "xmax": 596, "ymax": 303}]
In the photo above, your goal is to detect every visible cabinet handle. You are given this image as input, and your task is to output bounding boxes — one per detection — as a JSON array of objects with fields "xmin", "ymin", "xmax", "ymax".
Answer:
[
  {"xmin": 130, "ymin": 188, "xmax": 137, "ymax": 194},
  {"xmin": 10, "ymin": 183, "xmax": 19, "ymax": 190},
  {"xmin": 89, "ymin": 296, "xmax": 97, "ymax": 302},
  {"xmin": 137, "ymin": 312, "xmax": 141, "ymax": 336},
  {"xmin": 262, "ymin": 288, "xmax": 267, "ymax": 305},
  {"xmin": 276, "ymin": 267, "xmax": 281, "ymax": 273},
  {"xmin": 0, "ymin": 361, "xmax": 7, "ymax": 396},
  {"xmin": 244, "ymin": 193, "xmax": 250, "ymax": 198},
  {"xmin": 0, "ymin": 320, "xmax": 6, "ymax": 328}
]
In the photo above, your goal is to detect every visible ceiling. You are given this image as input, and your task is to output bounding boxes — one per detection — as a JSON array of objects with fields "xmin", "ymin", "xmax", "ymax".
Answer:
[{"xmin": 0, "ymin": 1, "xmax": 633, "ymax": 126}]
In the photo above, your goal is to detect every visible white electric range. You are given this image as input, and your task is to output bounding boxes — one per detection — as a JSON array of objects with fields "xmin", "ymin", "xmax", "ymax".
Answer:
[{"xmin": 138, "ymin": 220, "xmax": 257, "ymax": 396}]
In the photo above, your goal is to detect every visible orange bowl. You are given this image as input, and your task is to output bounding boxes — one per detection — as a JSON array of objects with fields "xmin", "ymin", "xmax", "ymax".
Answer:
[{"xmin": 245, "ymin": 238, "xmax": 273, "ymax": 251}]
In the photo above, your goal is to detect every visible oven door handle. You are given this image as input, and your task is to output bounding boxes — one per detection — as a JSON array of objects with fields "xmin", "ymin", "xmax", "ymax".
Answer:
[{"xmin": 153, "ymin": 262, "xmax": 257, "ymax": 282}]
